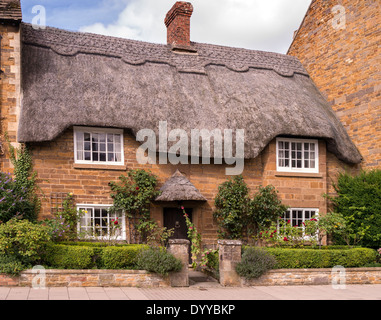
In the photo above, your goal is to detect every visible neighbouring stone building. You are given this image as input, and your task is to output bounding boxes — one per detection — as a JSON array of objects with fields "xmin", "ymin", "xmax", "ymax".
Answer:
[
  {"xmin": 0, "ymin": 1, "xmax": 369, "ymax": 247},
  {"xmin": 288, "ymin": 0, "xmax": 380, "ymax": 169}
]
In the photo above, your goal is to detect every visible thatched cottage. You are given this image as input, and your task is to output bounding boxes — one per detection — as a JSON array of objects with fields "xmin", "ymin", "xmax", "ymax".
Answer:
[{"xmin": 0, "ymin": 1, "xmax": 362, "ymax": 245}]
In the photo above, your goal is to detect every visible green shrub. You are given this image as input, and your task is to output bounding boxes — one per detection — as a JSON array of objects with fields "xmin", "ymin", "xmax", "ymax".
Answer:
[
  {"xmin": 214, "ymin": 176, "xmax": 287, "ymax": 240},
  {"xmin": 44, "ymin": 244, "xmax": 95, "ymax": 269},
  {"xmin": 0, "ymin": 255, "xmax": 26, "ymax": 276},
  {"xmin": 235, "ymin": 247, "xmax": 276, "ymax": 279},
  {"xmin": 331, "ymin": 170, "xmax": 381, "ymax": 248},
  {"xmin": 263, "ymin": 247, "xmax": 377, "ymax": 269},
  {"xmin": 213, "ymin": 175, "xmax": 250, "ymax": 239},
  {"xmin": 136, "ymin": 247, "xmax": 183, "ymax": 275},
  {"xmin": 0, "ymin": 218, "xmax": 51, "ymax": 265},
  {"xmin": 100, "ymin": 245, "xmax": 147, "ymax": 269}
]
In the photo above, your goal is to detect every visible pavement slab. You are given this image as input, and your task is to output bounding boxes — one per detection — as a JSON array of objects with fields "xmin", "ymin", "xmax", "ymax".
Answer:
[{"xmin": 0, "ymin": 284, "xmax": 380, "ymax": 300}]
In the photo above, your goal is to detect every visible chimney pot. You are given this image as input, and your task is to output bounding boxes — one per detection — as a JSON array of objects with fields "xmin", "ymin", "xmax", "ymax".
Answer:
[{"xmin": 165, "ymin": 2, "xmax": 194, "ymax": 48}]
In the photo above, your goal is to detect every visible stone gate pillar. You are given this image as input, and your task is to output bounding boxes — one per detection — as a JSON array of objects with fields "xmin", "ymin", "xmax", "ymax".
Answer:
[
  {"xmin": 168, "ymin": 239, "xmax": 190, "ymax": 287},
  {"xmin": 218, "ymin": 239, "xmax": 242, "ymax": 286}
]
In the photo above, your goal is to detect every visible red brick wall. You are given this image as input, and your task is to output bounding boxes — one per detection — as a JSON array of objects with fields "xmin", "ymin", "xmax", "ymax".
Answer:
[{"xmin": 288, "ymin": 0, "xmax": 381, "ymax": 168}]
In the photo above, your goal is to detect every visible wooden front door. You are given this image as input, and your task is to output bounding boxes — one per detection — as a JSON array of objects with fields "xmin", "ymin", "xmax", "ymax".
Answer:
[
  {"xmin": 164, "ymin": 207, "xmax": 193, "ymax": 263},
  {"xmin": 164, "ymin": 207, "xmax": 193, "ymax": 241}
]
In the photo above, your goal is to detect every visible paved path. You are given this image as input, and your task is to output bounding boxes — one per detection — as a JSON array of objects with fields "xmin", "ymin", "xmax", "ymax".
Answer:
[{"xmin": 0, "ymin": 284, "xmax": 380, "ymax": 300}]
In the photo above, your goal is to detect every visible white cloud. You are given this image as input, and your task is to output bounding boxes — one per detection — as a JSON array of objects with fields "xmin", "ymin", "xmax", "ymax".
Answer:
[{"xmin": 79, "ymin": 0, "xmax": 312, "ymax": 53}]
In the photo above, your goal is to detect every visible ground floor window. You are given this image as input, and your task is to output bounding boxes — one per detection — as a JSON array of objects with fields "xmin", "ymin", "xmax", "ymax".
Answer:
[
  {"xmin": 77, "ymin": 204, "xmax": 125, "ymax": 240},
  {"xmin": 281, "ymin": 208, "xmax": 319, "ymax": 238}
]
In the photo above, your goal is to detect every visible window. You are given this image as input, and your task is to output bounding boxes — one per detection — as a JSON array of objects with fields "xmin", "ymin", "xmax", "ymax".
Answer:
[
  {"xmin": 281, "ymin": 208, "xmax": 319, "ymax": 238},
  {"xmin": 77, "ymin": 204, "xmax": 126, "ymax": 240},
  {"xmin": 276, "ymin": 138, "xmax": 319, "ymax": 173},
  {"xmin": 74, "ymin": 127, "xmax": 124, "ymax": 165}
]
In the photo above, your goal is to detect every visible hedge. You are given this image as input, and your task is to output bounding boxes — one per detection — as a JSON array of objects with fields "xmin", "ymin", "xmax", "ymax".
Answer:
[
  {"xmin": 262, "ymin": 247, "xmax": 378, "ymax": 269},
  {"xmin": 100, "ymin": 245, "xmax": 148, "ymax": 269},
  {"xmin": 43, "ymin": 243, "xmax": 147, "ymax": 269}
]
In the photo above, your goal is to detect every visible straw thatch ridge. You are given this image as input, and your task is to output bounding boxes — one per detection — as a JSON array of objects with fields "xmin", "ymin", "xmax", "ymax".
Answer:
[
  {"xmin": 155, "ymin": 170, "xmax": 207, "ymax": 201},
  {"xmin": 18, "ymin": 23, "xmax": 362, "ymax": 164}
]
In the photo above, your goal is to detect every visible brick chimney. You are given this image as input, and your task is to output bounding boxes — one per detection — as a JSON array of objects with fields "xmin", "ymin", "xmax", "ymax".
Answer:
[{"xmin": 165, "ymin": 2, "xmax": 194, "ymax": 49}]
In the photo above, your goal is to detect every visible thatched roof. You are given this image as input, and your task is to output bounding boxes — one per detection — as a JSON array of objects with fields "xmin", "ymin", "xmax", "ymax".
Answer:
[
  {"xmin": 155, "ymin": 170, "xmax": 206, "ymax": 201},
  {"xmin": 18, "ymin": 23, "xmax": 362, "ymax": 164},
  {"xmin": 0, "ymin": 0, "xmax": 21, "ymax": 21}
]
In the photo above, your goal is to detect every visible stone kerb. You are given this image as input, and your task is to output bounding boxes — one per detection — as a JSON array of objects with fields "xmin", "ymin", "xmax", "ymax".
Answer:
[
  {"xmin": 218, "ymin": 239, "xmax": 242, "ymax": 287},
  {"xmin": 168, "ymin": 239, "xmax": 190, "ymax": 287}
]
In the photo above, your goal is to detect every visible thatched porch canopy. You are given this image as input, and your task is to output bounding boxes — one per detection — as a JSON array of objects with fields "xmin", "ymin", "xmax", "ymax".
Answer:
[
  {"xmin": 18, "ymin": 23, "xmax": 362, "ymax": 164},
  {"xmin": 155, "ymin": 170, "xmax": 206, "ymax": 202}
]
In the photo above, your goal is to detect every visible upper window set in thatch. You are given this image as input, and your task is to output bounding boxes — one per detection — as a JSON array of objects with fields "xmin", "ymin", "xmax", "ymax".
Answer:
[
  {"xmin": 276, "ymin": 138, "xmax": 319, "ymax": 173},
  {"xmin": 74, "ymin": 127, "xmax": 124, "ymax": 165}
]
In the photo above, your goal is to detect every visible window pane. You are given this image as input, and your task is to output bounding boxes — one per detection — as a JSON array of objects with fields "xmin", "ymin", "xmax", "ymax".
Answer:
[
  {"xmin": 77, "ymin": 151, "xmax": 83, "ymax": 161},
  {"xmin": 76, "ymin": 132, "xmax": 84, "ymax": 150},
  {"xmin": 114, "ymin": 134, "xmax": 121, "ymax": 143},
  {"xmin": 108, "ymin": 153, "xmax": 115, "ymax": 162},
  {"xmin": 107, "ymin": 134, "xmax": 113, "ymax": 143},
  {"xmin": 85, "ymin": 152, "xmax": 91, "ymax": 161},
  {"xmin": 100, "ymin": 153, "xmax": 106, "ymax": 162},
  {"xmin": 115, "ymin": 143, "xmax": 121, "ymax": 153},
  {"xmin": 84, "ymin": 133, "xmax": 91, "ymax": 142},
  {"xmin": 100, "ymin": 143, "xmax": 106, "ymax": 152},
  {"xmin": 99, "ymin": 133, "xmax": 106, "ymax": 143},
  {"xmin": 84, "ymin": 142, "xmax": 91, "ymax": 151},
  {"xmin": 93, "ymin": 152, "xmax": 99, "ymax": 161}
]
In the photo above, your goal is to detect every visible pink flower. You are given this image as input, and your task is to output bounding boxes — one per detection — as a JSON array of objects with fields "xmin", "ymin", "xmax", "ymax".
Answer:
[{"xmin": 181, "ymin": 206, "xmax": 185, "ymax": 210}]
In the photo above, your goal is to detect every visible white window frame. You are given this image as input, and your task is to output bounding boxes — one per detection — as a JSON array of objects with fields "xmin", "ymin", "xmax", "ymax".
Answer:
[
  {"xmin": 77, "ymin": 204, "xmax": 126, "ymax": 241},
  {"xmin": 74, "ymin": 126, "xmax": 124, "ymax": 165},
  {"xmin": 281, "ymin": 208, "xmax": 319, "ymax": 239},
  {"xmin": 276, "ymin": 137, "xmax": 319, "ymax": 173}
]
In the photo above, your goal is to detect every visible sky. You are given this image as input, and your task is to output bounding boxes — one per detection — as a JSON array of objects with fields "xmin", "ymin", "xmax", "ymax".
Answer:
[{"xmin": 20, "ymin": 0, "xmax": 312, "ymax": 54}]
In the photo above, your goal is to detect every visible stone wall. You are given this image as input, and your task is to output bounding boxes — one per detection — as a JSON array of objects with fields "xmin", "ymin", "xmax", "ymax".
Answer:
[
  {"xmin": 0, "ymin": 269, "xmax": 170, "ymax": 288},
  {"xmin": 1, "ymin": 267, "xmax": 380, "ymax": 287},
  {"xmin": 288, "ymin": 0, "xmax": 380, "ymax": 168},
  {"xmin": 0, "ymin": 22, "xmax": 22, "ymax": 171},
  {"xmin": 28, "ymin": 127, "xmax": 330, "ymax": 245},
  {"xmin": 243, "ymin": 268, "xmax": 381, "ymax": 287}
]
